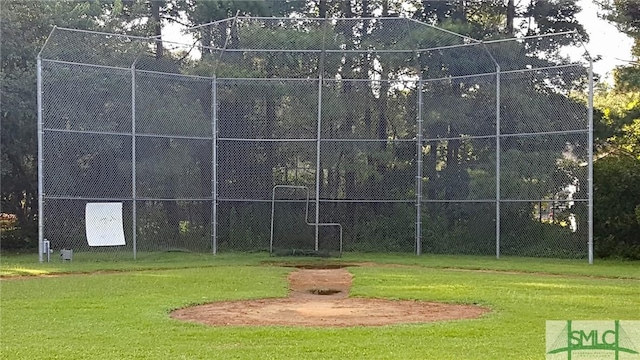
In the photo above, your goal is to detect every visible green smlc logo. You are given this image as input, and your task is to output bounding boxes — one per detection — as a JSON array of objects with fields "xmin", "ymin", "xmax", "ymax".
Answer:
[{"xmin": 547, "ymin": 320, "xmax": 640, "ymax": 360}]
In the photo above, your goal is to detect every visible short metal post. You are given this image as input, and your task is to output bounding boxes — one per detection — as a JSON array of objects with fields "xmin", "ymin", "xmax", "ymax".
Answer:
[{"xmin": 43, "ymin": 239, "xmax": 50, "ymax": 262}]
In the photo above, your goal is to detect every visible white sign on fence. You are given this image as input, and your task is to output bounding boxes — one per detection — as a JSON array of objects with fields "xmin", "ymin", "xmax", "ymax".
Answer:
[{"xmin": 85, "ymin": 203, "xmax": 126, "ymax": 246}]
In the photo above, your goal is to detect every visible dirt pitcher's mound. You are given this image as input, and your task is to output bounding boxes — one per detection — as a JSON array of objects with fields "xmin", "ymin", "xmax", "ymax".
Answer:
[{"xmin": 171, "ymin": 268, "xmax": 488, "ymax": 327}]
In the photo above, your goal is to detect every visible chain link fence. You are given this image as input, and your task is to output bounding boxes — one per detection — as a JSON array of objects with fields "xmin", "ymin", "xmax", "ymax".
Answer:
[{"xmin": 38, "ymin": 17, "xmax": 593, "ymax": 261}]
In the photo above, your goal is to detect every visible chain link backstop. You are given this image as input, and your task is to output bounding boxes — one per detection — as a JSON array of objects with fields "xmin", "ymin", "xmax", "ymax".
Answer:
[{"xmin": 37, "ymin": 17, "xmax": 594, "ymax": 261}]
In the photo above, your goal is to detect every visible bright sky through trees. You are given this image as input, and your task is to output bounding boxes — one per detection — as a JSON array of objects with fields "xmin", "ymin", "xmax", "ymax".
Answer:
[
  {"xmin": 575, "ymin": 0, "xmax": 634, "ymax": 82},
  {"xmin": 162, "ymin": 0, "xmax": 633, "ymax": 83}
]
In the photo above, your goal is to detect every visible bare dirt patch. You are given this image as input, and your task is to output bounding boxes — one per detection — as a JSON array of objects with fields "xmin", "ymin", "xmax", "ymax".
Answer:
[{"xmin": 170, "ymin": 268, "xmax": 489, "ymax": 327}]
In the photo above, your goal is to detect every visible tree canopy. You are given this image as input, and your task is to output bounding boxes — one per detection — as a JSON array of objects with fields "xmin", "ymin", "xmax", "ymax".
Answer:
[
  {"xmin": 1, "ymin": 0, "xmax": 618, "ymax": 258},
  {"xmin": 591, "ymin": 0, "xmax": 640, "ymax": 258}
]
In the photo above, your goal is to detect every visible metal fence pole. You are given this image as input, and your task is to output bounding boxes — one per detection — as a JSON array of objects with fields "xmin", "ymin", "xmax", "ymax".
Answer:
[
  {"xmin": 495, "ymin": 66, "xmax": 501, "ymax": 259},
  {"xmin": 314, "ymin": 80, "xmax": 322, "ymax": 251},
  {"xmin": 314, "ymin": 20, "xmax": 327, "ymax": 252},
  {"xmin": 588, "ymin": 60, "xmax": 594, "ymax": 264},
  {"xmin": 211, "ymin": 76, "xmax": 218, "ymax": 255},
  {"xmin": 416, "ymin": 77, "xmax": 424, "ymax": 255},
  {"xmin": 131, "ymin": 65, "xmax": 137, "ymax": 259},
  {"xmin": 37, "ymin": 56, "xmax": 44, "ymax": 263}
]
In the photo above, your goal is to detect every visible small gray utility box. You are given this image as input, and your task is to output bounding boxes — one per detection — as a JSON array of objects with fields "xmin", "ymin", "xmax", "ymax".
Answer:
[{"xmin": 60, "ymin": 249, "xmax": 73, "ymax": 261}]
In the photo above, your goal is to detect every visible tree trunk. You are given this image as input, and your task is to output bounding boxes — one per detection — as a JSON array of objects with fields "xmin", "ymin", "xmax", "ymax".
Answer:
[
  {"xmin": 361, "ymin": 0, "xmax": 372, "ymax": 133},
  {"xmin": 376, "ymin": 83, "xmax": 388, "ymax": 146},
  {"xmin": 427, "ymin": 143, "xmax": 437, "ymax": 199},
  {"xmin": 445, "ymin": 138, "xmax": 459, "ymax": 199},
  {"xmin": 376, "ymin": 80, "xmax": 389, "ymax": 179},
  {"xmin": 230, "ymin": 17, "xmax": 240, "ymax": 48},
  {"xmin": 150, "ymin": 1, "xmax": 163, "ymax": 59},
  {"xmin": 506, "ymin": 0, "xmax": 515, "ymax": 35},
  {"xmin": 362, "ymin": 0, "xmax": 370, "ymax": 18},
  {"xmin": 262, "ymin": 79, "xmax": 277, "ymax": 196},
  {"xmin": 164, "ymin": 200, "xmax": 180, "ymax": 246},
  {"xmin": 164, "ymin": 144, "xmax": 181, "ymax": 245},
  {"xmin": 249, "ymin": 58, "xmax": 277, "ymax": 198},
  {"xmin": 319, "ymin": 0, "xmax": 327, "ymax": 18},
  {"xmin": 453, "ymin": 1, "xmax": 467, "ymax": 23},
  {"xmin": 201, "ymin": 28, "xmax": 212, "ymax": 57},
  {"xmin": 377, "ymin": 0, "xmax": 389, "ymax": 151},
  {"xmin": 339, "ymin": 1, "xmax": 357, "ymax": 200},
  {"xmin": 195, "ymin": 83, "xmax": 213, "ymax": 225}
]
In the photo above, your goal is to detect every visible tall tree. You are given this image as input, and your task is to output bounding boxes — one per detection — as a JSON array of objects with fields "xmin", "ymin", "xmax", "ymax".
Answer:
[
  {"xmin": 592, "ymin": 0, "xmax": 640, "ymax": 258},
  {"xmin": 115, "ymin": 0, "xmax": 184, "ymax": 56},
  {"xmin": 1, "ymin": 1, "xmax": 109, "ymax": 248},
  {"xmin": 601, "ymin": 0, "xmax": 640, "ymax": 89}
]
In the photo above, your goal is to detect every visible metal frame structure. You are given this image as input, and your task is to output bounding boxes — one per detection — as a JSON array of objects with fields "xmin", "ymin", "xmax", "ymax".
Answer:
[
  {"xmin": 37, "ymin": 17, "xmax": 594, "ymax": 262},
  {"xmin": 270, "ymin": 185, "xmax": 343, "ymax": 255}
]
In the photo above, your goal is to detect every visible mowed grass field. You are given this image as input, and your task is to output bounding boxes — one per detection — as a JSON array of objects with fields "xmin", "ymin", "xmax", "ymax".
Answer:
[{"xmin": 1, "ymin": 253, "xmax": 638, "ymax": 359}]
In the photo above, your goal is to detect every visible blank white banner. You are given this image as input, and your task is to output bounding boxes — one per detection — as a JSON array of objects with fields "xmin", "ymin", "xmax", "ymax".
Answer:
[{"xmin": 85, "ymin": 202, "xmax": 126, "ymax": 246}]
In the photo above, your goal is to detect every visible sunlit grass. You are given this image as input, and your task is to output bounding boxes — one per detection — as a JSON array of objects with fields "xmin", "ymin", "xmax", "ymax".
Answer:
[
  {"xmin": 0, "ymin": 252, "xmax": 272, "ymax": 277},
  {"xmin": 0, "ymin": 267, "xmax": 51, "ymax": 276},
  {"xmin": 1, "ymin": 254, "xmax": 638, "ymax": 359},
  {"xmin": 2, "ymin": 251, "xmax": 639, "ymax": 279}
]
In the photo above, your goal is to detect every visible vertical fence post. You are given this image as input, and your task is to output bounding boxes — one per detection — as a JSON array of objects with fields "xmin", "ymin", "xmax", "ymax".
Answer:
[
  {"xmin": 587, "ymin": 60, "xmax": 594, "ymax": 264},
  {"xmin": 315, "ymin": 78, "xmax": 322, "ymax": 252},
  {"xmin": 131, "ymin": 65, "xmax": 137, "ymax": 260},
  {"xmin": 314, "ymin": 19, "xmax": 327, "ymax": 252},
  {"xmin": 37, "ymin": 56, "xmax": 44, "ymax": 263},
  {"xmin": 416, "ymin": 77, "xmax": 424, "ymax": 255},
  {"xmin": 495, "ymin": 66, "xmax": 501, "ymax": 259},
  {"xmin": 211, "ymin": 76, "xmax": 218, "ymax": 255}
]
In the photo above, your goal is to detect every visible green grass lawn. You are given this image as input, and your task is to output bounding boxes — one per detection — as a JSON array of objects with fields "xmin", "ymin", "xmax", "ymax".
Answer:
[{"xmin": 1, "ymin": 253, "xmax": 639, "ymax": 359}]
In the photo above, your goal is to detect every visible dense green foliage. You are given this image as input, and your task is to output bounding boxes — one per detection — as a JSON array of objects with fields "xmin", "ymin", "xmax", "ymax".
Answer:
[
  {"xmin": 593, "ymin": 0, "xmax": 640, "ymax": 259},
  {"xmin": 593, "ymin": 156, "xmax": 640, "ymax": 258},
  {"xmin": 1, "ymin": 254, "xmax": 638, "ymax": 359}
]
